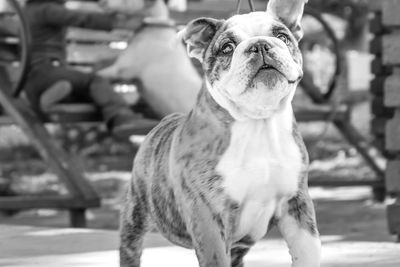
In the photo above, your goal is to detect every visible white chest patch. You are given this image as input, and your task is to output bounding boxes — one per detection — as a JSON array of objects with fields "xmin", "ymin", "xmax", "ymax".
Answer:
[{"xmin": 217, "ymin": 110, "xmax": 303, "ymax": 240}]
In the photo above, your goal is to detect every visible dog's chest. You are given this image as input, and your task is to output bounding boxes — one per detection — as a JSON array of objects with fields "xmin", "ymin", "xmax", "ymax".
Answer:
[{"xmin": 217, "ymin": 117, "xmax": 302, "ymax": 239}]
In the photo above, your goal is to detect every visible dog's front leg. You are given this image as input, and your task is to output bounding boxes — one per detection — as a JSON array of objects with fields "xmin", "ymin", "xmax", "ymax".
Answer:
[
  {"xmin": 119, "ymin": 180, "xmax": 150, "ymax": 267},
  {"xmin": 182, "ymin": 196, "xmax": 230, "ymax": 267},
  {"xmin": 277, "ymin": 190, "xmax": 321, "ymax": 267}
]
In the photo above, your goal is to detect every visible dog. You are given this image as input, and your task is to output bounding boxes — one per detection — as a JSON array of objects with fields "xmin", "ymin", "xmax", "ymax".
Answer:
[
  {"xmin": 120, "ymin": 0, "xmax": 321, "ymax": 266},
  {"xmin": 98, "ymin": 0, "xmax": 201, "ymax": 117}
]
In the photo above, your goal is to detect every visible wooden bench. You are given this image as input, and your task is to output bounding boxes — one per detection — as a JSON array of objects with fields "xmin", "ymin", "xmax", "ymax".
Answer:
[{"xmin": 0, "ymin": 0, "xmax": 386, "ymax": 228}]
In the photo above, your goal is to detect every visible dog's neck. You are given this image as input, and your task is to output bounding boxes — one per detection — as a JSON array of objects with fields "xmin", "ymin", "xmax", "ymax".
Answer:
[
  {"xmin": 190, "ymin": 82, "xmax": 295, "ymax": 132},
  {"xmin": 190, "ymin": 83, "xmax": 234, "ymax": 127}
]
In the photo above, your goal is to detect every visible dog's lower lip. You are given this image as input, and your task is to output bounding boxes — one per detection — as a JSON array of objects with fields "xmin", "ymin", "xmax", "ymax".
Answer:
[
  {"xmin": 260, "ymin": 64, "xmax": 274, "ymax": 70},
  {"xmin": 254, "ymin": 66, "xmax": 297, "ymax": 84}
]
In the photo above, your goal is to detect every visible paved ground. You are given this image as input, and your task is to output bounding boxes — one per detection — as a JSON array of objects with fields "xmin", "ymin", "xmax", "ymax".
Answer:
[
  {"xmin": 2, "ymin": 187, "xmax": 400, "ymax": 267},
  {"xmin": 1, "ymin": 224, "xmax": 400, "ymax": 267},
  {"xmin": 1, "ymin": 187, "xmax": 400, "ymax": 267}
]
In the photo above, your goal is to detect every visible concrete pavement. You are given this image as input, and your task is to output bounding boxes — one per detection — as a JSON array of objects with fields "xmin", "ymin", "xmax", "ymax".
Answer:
[{"xmin": 1, "ymin": 224, "xmax": 399, "ymax": 267}]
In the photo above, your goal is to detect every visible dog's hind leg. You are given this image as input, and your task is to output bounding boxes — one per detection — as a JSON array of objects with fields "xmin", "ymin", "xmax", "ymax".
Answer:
[
  {"xmin": 230, "ymin": 247, "xmax": 250, "ymax": 267},
  {"xmin": 119, "ymin": 180, "xmax": 150, "ymax": 267},
  {"xmin": 230, "ymin": 237, "xmax": 254, "ymax": 267},
  {"xmin": 277, "ymin": 190, "xmax": 321, "ymax": 267}
]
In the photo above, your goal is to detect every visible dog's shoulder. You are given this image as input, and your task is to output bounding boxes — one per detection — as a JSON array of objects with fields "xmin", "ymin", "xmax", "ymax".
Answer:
[
  {"xmin": 133, "ymin": 113, "xmax": 185, "ymax": 175},
  {"xmin": 141, "ymin": 113, "xmax": 185, "ymax": 154},
  {"xmin": 150, "ymin": 112, "xmax": 184, "ymax": 136}
]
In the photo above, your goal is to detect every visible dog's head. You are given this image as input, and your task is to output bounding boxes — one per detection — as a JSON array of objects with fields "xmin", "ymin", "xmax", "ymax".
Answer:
[{"xmin": 182, "ymin": 0, "xmax": 307, "ymax": 120}]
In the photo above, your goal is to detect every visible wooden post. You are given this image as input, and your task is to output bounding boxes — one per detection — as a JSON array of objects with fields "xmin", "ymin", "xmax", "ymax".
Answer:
[
  {"xmin": 70, "ymin": 209, "xmax": 87, "ymax": 228},
  {"xmin": 369, "ymin": 0, "xmax": 400, "ymax": 240}
]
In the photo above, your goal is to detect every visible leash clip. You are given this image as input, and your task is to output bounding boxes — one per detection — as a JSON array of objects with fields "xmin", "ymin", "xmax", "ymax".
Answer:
[{"xmin": 236, "ymin": 0, "xmax": 256, "ymax": 14}]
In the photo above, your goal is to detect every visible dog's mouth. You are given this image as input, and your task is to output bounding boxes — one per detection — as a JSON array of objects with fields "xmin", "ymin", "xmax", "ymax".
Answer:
[
  {"xmin": 255, "ymin": 64, "xmax": 298, "ymax": 84},
  {"xmin": 254, "ymin": 63, "xmax": 282, "ymax": 79},
  {"xmin": 259, "ymin": 64, "xmax": 275, "ymax": 71}
]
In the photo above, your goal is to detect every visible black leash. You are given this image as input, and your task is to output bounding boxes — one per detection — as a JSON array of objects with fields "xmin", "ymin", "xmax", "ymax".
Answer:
[{"xmin": 236, "ymin": 0, "xmax": 256, "ymax": 14}]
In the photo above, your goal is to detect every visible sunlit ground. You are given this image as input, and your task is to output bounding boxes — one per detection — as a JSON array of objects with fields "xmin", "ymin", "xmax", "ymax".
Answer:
[
  {"xmin": 1, "ymin": 187, "xmax": 400, "ymax": 267},
  {"xmin": 1, "ymin": 224, "xmax": 399, "ymax": 267}
]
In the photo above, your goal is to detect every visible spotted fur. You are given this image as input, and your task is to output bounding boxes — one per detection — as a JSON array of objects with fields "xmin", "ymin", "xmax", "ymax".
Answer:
[{"xmin": 120, "ymin": 1, "xmax": 320, "ymax": 266}]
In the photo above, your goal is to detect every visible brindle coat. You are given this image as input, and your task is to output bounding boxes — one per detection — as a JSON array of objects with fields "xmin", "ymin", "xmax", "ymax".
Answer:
[
  {"xmin": 120, "ymin": 1, "xmax": 320, "ymax": 266},
  {"xmin": 120, "ymin": 88, "xmax": 318, "ymax": 267}
]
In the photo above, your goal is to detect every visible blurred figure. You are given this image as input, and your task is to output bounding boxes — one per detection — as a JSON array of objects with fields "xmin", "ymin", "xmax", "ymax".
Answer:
[
  {"xmin": 0, "ymin": 1, "xmax": 19, "ymax": 62},
  {"xmin": 100, "ymin": 0, "xmax": 170, "ymax": 21},
  {"xmin": 100, "ymin": 0, "xmax": 187, "ymax": 14},
  {"xmin": 98, "ymin": 0, "xmax": 201, "ymax": 117},
  {"xmin": 99, "ymin": 0, "xmax": 145, "ymax": 13},
  {"xmin": 167, "ymin": 0, "xmax": 187, "ymax": 11},
  {"xmin": 23, "ymin": 0, "xmax": 156, "ymax": 138}
]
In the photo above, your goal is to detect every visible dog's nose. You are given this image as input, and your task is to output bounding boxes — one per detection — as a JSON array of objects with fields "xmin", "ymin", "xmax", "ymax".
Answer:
[{"xmin": 248, "ymin": 42, "xmax": 271, "ymax": 54}]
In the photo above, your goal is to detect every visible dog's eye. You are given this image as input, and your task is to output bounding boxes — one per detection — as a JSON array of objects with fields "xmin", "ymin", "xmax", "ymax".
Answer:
[
  {"xmin": 221, "ymin": 42, "xmax": 235, "ymax": 55},
  {"xmin": 276, "ymin": 33, "xmax": 290, "ymax": 45}
]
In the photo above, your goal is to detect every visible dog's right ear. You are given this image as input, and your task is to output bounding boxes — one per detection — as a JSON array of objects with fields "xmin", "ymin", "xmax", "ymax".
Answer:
[{"xmin": 180, "ymin": 18, "xmax": 224, "ymax": 62}]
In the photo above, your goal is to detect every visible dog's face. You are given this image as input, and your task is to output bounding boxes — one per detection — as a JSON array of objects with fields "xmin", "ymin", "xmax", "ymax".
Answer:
[{"xmin": 182, "ymin": 0, "xmax": 307, "ymax": 120}]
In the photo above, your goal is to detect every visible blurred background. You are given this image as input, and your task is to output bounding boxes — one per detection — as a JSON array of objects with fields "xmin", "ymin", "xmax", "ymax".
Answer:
[{"xmin": 0, "ymin": 0, "xmax": 397, "ymax": 248}]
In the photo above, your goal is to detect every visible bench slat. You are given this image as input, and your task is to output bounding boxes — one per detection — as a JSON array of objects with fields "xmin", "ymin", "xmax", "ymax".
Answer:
[
  {"xmin": 67, "ymin": 28, "xmax": 132, "ymax": 43},
  {"xmin": 44, "ymin": 103, "xmax": 99, "ymax": 123},
  {"xmin": 309, "ymin": 179, "xmax": 383, "ymax": 187},
  {"xmin": 0, "ymin": 195, "xmax": 99, "ymax": 209},
  {"xmin": 295, "ymin": 105, "xmax": 348, "ymax": 122}
]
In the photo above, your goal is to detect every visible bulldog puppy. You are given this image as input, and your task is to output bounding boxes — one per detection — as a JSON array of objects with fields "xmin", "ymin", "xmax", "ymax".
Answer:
[
  {"xmin": 98, "ymin": 0, "xmax": 201, "ymax": 117},
  {"xmin": 120, "ymin": 0, "xmax": 321, "ymax": 266}
]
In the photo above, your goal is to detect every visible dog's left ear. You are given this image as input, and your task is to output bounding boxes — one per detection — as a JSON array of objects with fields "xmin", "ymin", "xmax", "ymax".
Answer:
[
  {"xmin": 266, "ymin": 0, "xmax": 308, "ymax": 41},
  {"xmin": 180, "ymin": 17, "xmax": 224, "ymax": 62}
]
